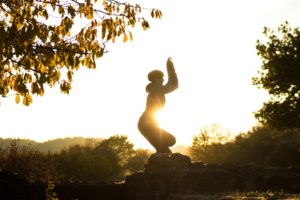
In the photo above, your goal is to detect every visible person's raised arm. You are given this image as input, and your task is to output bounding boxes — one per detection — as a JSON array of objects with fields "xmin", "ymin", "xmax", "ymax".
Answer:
[{"xmin": 163, "ymin": 57, "xmax": 178, "ymax": 94}]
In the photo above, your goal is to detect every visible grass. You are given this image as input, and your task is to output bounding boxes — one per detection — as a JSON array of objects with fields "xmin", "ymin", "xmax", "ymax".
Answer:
[{"xmin": 168, "ymin": 192, "xmax": 300, "ymax": 200}]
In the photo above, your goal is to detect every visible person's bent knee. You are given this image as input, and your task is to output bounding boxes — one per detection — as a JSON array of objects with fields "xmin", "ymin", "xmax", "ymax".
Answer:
[{"xmin": 169, "ymin": 135, "xmax": 176, "ymax": 147}]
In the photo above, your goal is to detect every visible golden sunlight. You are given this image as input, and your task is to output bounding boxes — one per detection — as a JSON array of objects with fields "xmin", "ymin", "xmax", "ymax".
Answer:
[
  {"xmin": 154, "ymin": 108, "xmax": 199, "ymax": 146},
  {"xmin": 154, "ymin": 110, "xmax": 164, "ymax": 128}
]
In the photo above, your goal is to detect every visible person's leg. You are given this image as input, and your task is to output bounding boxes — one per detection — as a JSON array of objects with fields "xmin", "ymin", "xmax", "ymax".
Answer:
[
  {"xmin": 138, "ymin": 117, "xmax": 162, "ymax": 152},
  {"xmin": 157, "ymin": 129, "xmax": 176, "ymax": 154},
  {"xmin": 138, "ymin": 114, "xmax": 176, "ymax": 154}
]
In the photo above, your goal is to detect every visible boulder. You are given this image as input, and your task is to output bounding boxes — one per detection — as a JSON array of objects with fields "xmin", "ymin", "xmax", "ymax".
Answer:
[
  {"xmin": 0, "ymin": 170, "xmax": 46, "ymax": 200},
  {"xmin": 125, "ymin": 153, "xmax": 300, "ymax": 200}
]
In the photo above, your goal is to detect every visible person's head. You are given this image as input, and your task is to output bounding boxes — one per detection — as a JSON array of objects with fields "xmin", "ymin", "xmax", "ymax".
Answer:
[{"xmin": 148, "ymin": 70, "xmax": 164, "ymax": 84}]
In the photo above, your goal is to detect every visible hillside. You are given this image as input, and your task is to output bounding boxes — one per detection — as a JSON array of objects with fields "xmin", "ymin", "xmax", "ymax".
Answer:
[{"xmin": 0, "ymin": 137, "xmax": 102, "ymax": 153}]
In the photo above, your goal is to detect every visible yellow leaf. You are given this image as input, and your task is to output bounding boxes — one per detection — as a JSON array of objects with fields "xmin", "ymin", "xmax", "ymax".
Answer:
[
  {"xmin": 39, "ymin": 89, "xmax": 44, "ymax": 96},
  {"xmin": 22, "ymin": 93, "xmax": 33, "ymax": 106},
  {"xmin": 151, "ymin": 10, "xmax": 154, "ymax": 18},
  {"xmin": 58, "ymin": 6, "xmax": 65, "ymax": 17},
  {"xmin": 22, "ymin": 96, "xmax": 28, "ymax": 106},
  {"xmin": 17, "ymin": 22, "xmax": 22, "ymax": 30},
  {"xmin": 15, "ymin": 95, "xmax": 20, "ymax": 104},
  {"xmin": 67, "ymin": 70, "xmax": 73, "ymax": 82},
  {"xmin": 56, "ymin": 71, "xmax": 61, "ymax": 80},
  {"xmin": 123, "ymin": 33, "xmax": 128, "ymax": 43},
  {"xmin": 129, "ymin": 31, "xmax": 133, "ymax": 41},
  {"xmin": 40, "ymin": 65, "xmax": 46, "ymax": 73},
  {"xmin": 43, "ymin": 0, "xmax": 47, "ymax": 7},
  {"xmin": 87, "ymin": 13, "xmax": 93, "ymax": 19}
]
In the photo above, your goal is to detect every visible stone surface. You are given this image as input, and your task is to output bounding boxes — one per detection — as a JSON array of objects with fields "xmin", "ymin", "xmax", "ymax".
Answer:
[
  {"xmin": 2, "ymin": 154, "xmax": 300, "ymax": 200},
  {"xmin": 54, "ymin": 182, "xmax": 124, "ymax": 200},
  {"xmin": 0, "ymin": 170, "xmax": 123, "ymax": 200},
  {"xmin": 125, "ymin": 153, "xmax": 300, "ymax": 200},
  {"xmin": 145, "ymin": 153, "xmax": 191, "ymax": 173},
  {"xmin": 0, "ymin": 170, "xmax": 46, "ymax": 200}
]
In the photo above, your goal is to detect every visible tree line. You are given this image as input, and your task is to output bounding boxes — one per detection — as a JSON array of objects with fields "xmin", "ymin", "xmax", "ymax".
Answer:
[
  {"xmin": 0, "ymin": 137, "xmax": 101, "ymax": 153},
  {"xmin": 2, "ymin": 125, "xmax": 300, "ymax": 184},
  {"xmin": 189, "ymin": 126, "xmax": 300, "ymax": 167},
  {"xmin": 188, "ymin": 21, "xmax": 300, "ymax": 167},
  {"xmin": 0, "ymin": 135, "xmax": 150, "ymax": 182}
]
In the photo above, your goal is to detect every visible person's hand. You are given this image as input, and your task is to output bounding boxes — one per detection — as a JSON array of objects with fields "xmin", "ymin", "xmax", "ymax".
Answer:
[{"xmin": 167, "ymin": 57, "xmax": 174, "ymax": 67}]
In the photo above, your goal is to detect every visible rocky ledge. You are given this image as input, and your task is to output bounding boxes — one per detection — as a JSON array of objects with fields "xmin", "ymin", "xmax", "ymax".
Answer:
[
  {"xmin": 124, "ymin": 153, "xmax": 300, "ymax": 200},
  {"xmin": 2, "ymin": 153, "xmax": 300, "ymax": 200}
]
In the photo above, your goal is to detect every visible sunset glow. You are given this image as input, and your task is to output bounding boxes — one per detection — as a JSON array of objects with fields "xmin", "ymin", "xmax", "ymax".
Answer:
[{"xmin": 1, "ymin": 0, "xmax": 300, "ymax": 150}]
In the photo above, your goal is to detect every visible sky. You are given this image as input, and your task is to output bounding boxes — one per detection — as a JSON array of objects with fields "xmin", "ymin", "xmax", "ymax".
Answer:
[{"xmin": 1, "ymin": 0, "xmax": 300, "ymax": 149}]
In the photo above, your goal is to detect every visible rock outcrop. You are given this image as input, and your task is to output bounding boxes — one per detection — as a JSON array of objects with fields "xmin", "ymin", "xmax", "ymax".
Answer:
[
  {"xmin": 0, "ymin": 170, "xmax": 123, "ymax": 200},
  {"xmin": 125, "ymin": 153, "xmax": 300, "ymax": 200},
  {"xmin": 2, "ymin": 153, "xmax": 300, "ymax": 200},
  {"xmin": 0, "ymin": 170, "xmax": 46, "ymax": 200}
]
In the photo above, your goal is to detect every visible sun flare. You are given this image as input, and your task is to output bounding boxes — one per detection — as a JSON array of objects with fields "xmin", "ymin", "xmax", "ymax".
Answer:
[{"xmin": 155, "ymin": 110, "xmax": 169, "ymax": 129}]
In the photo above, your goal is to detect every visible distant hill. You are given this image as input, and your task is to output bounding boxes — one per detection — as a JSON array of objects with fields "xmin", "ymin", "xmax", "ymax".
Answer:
[
  {"xmin": 0, "ymin": 137, "xmax": 102, "ymax": 153},
  {"xmin": 0, "ymin": 137, "xmax": 188, "ymax": 154},
  {"xmin": 0, "ymin": 138, "xmax": 37, "ymax": 148},
  {"xmin": 36, "ymin": 137, "xmax": 102, "ymax": 152}
]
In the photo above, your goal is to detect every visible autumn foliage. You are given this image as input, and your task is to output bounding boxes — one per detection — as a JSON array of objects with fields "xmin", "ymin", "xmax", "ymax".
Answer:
[{"xmin": 0, "ymin": 0, "xmax": 162, "ymax": 105}]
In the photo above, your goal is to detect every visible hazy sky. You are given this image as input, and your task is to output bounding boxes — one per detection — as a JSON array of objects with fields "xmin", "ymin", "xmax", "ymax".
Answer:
[{"xmin": 1, "ymin": 0, "xmax": 300, "ymax": 149}]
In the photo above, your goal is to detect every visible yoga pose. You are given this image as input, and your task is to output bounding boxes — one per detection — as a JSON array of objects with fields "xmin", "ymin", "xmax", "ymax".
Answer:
[{"xmin": 138, "ymin": 57, "xmax": 178, "ymax": 155}]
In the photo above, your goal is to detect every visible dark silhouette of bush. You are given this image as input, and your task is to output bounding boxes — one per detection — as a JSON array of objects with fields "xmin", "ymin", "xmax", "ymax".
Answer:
[
  {"xmin": 189, "ymin": 126, "xmax": 300, "ymax": 166},
  {"xmin": 127, "ymin": 149, "xmax": 151, "ymax": 173},
  {"xmin": 55, "ymin": 135, "xmax": 137, "ymax": 182},
  {"xmin": 0, "ymin": 135, "xmax": 150, "ymax": 183},
  {"xmin": 0, "ymin": 140, "xmax": 59, "ymax": 182}
]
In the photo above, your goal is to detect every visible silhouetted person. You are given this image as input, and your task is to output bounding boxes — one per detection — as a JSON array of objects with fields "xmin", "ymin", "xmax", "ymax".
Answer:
[{"xmin": 138, "ymin": 57, "xmax": 178, "ymax": 156}]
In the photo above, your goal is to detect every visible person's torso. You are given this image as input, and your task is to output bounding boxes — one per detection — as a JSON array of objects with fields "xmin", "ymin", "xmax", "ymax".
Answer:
[{"xmin": 146, "ymin": 87, "xmax": 165, "ymax": 112}]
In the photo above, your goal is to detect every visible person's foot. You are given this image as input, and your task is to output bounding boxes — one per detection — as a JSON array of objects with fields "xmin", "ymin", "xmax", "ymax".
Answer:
[{"xmin": 154, "ymin": 151, "xmax": 171, "ymax": 158}]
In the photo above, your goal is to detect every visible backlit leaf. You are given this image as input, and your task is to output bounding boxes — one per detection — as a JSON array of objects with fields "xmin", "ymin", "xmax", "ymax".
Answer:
[
  {"xmin": 0, "ymin": 0, "xmax": 162, "ymax": 106},
  {"xmin": 40, "ymin": 65, "xmax": 47, "ymax": 73},
  {"xmin": 123, "ymin": 33, "xmax": 128, "ymax": 43},
  {"xmin": 15, "ymin": 95, "xmax": 20, "ymax": 104},
  {"xmin": 22, "ymin": 94, "xmax": 33, "ymax": 106},
  {"xmin": 129, "ymin": 31, "xmax": 133, "ymax": 41}
]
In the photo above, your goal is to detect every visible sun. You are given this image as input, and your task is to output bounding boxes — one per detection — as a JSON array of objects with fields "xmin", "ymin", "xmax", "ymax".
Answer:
[
  {"xmin": 153, "ymin": 108, "xmax": 200, "ymax": 146},
  {"xmin": 154, "ymin": 110, "xmax": 170, "ymax": 129}
]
